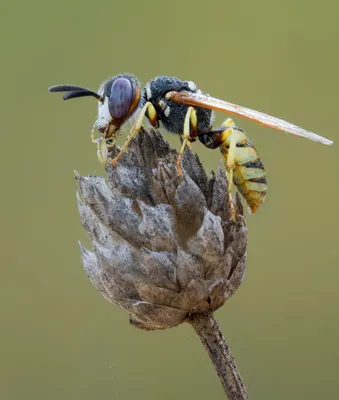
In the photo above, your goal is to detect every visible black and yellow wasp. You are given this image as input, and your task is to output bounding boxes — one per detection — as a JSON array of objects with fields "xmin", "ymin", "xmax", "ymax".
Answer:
[{"xmin": 49, "ymin": 74, "xmax": 333, "ymax": 216}]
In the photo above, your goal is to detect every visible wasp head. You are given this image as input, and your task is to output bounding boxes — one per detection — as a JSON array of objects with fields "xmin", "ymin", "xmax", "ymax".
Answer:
[
  {"xmin": 96, "ymin": 74, "xmax": 141, "ymax": 138},
  {"xmin": 48, "ymin": 73, "xmax": 141, "ymax": 140}
]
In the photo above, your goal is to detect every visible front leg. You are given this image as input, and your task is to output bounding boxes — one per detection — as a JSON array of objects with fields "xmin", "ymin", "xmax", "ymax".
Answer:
[
  {"xmin": 111, "ymin": 102, "xmax": 158, "ymax": 166},
  {"xmin": 90, "ymin": 123, "xmax": 114, "ymax": 165}
]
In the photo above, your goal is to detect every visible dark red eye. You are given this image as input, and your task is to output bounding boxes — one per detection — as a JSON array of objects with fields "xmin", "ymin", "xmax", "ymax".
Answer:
[{"xmin": 108, "ymin": 78, "xmax": 133, "ymax": 119}]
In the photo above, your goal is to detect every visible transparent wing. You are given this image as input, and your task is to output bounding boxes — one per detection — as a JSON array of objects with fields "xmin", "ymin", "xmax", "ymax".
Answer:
[{"xmin": 166, "ymin": 91, "xmax": 333, "ymax": 145}]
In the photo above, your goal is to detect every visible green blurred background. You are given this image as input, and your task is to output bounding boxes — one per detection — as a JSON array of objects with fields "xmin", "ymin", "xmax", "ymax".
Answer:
[{"xmin": 1, "ymin": 0, "xmax": 338, "ymax": 398}]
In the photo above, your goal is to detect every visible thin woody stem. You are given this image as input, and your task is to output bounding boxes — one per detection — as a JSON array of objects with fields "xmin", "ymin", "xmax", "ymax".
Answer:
[{"xmin": 188, "ymin": 312, "xmax": 249, "ymax": 400}]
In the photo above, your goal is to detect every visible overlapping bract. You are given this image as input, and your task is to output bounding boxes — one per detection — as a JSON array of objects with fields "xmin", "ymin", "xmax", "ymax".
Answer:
[{"xmin": 77, "ymin": 130, "xmax": 247, "ymax": 330}]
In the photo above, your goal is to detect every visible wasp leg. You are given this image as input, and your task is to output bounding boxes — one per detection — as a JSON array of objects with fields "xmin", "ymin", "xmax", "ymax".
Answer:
[
  {"xmin": 224, "ymin": 139, "xmax": 237, "ymax": 220},
  {"xmin": 220, "ymin": 118, "xmax": 236, "ymax": 192},
  {"xmin": 220, "ymin": 118, "xmax": 239, "ymax": 220},
  {"xmin": 97, "ymin": 138, "xmax": 108, "ymax": 164},
  {"xmin": 98, "ymin": 138, "xmax": 116, "ymax": 164},
  {"xmin": 90, "ymin": 122, "xmax": 114, "ymax": 164},
  {"xmin": 90, "ymin": 132, "xmax": 113, "ymax": 165},
  {"xmin": 111, "ymin": 102, "xmax": 158, "ymax": 166},
  {"xmin": 198, "ymin": 118, "xmax": 238, "ymax": 219},
  {"xmin": 177, "ymin": 107, "xmax": 197, "ymax": 175},
  {"xmin": 91, "ymin": 126, "xmax": 106, "ymax": 163}
]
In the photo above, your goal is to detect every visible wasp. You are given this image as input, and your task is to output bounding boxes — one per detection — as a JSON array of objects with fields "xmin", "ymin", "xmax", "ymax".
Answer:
[{"xmin": 49, "ymin": 74, "xmax": 333, "ymax": 217}]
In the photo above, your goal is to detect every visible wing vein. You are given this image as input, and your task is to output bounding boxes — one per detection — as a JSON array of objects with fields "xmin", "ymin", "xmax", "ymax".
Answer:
[{"xmin": 167, "ymin": 91, "xmax": 333, "ymax": 145}]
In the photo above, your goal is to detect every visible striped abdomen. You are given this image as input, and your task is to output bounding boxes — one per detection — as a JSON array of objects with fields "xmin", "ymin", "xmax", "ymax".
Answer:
[{"xmin": 224, "ymin": 131, "xmax": 267, "ymax": 214}]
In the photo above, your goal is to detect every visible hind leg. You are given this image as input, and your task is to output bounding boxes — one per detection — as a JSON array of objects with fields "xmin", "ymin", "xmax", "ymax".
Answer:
[
  {"xmin": 220, "ymin": 118, "xmax": 236, "ymax": 191},
  {"xmin": 198, "ymin": 118, "xmax": 238, "ymax": 219}
]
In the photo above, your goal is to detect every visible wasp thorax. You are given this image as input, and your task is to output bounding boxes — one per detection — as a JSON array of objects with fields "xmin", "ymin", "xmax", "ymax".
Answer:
[{"xmin": 108, "ymin": 78, "xmax": 133, "ymax": 120}]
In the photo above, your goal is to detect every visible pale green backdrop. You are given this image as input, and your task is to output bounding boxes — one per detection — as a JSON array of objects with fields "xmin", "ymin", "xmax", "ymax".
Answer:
[{"xmin": 1, "ymin": 0, "xmax": 338, "ymax": 399}]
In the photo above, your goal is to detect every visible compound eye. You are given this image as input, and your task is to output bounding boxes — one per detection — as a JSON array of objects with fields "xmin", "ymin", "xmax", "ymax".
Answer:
[{"xmin": 108, "ymin": 78, "xmax": 133, "ymax": 119}]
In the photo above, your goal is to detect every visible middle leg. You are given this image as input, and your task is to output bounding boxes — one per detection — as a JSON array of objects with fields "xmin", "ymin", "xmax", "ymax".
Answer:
[{"xmin": 176, "ymin": 106, "xmax": 197, "ymax": 175}]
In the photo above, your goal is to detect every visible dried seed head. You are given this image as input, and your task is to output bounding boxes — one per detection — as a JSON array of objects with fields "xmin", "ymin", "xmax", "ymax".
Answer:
[{"xmin": 77, "ymin": 129, "xmax": 247, "ymax": 330}]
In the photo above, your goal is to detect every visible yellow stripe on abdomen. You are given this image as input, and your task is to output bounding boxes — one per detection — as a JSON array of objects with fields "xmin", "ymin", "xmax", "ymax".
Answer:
[{"xmin": 233, "ymin": 146, "xmax": 267, "ymax": 214}]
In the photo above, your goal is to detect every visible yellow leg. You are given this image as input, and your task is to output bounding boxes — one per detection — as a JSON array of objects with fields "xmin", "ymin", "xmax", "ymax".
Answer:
[
  {"xmin": 220, "ymin": 119, "xmax": 238, "ymax": 220},
  {"xmin": 91, "ymin": 125, "xmax": 113, "ymax": 164},
  {"xmin": 225, "ymin": 130, "xmax": 237, "ymax": 191},
  {"xmin": 222, "ymin": 118, "xmax": 236, "ymax": 129},
  {"xmin": 220, "ymin": 117, "xmax": 237, "ymax": 191},
  {"xmin": 96, "ymin": 138, "xmax": 108, "ymax": 164},
  {"xmin": 111, "ymin": 102, "xmax": 157, "ymax": 166},
  {"xmin": 176, "ymin": 107, "xmax": 197, "ymax": 175}
]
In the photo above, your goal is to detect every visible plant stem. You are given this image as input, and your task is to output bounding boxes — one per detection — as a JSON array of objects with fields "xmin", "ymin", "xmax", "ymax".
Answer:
[{"xmin": 188, "ymin": 311, "xmax": 249, "ymax": 400}]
